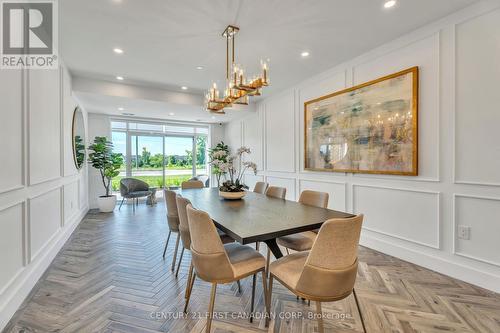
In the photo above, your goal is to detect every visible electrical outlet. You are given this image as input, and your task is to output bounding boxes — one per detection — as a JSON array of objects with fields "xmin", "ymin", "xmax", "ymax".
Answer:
[{"xmin": 458, "ymin": 225, "xmax": 471, "ymax": 240}]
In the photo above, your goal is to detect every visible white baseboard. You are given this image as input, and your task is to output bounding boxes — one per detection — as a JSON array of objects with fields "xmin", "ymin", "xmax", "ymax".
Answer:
[
  {"xmin": 0, "ymin": 207, "xmax": 88, "ymax": 331},
  {"xmin": 360, "ymin": 234, "xmax": 500, "ymax": 293}
]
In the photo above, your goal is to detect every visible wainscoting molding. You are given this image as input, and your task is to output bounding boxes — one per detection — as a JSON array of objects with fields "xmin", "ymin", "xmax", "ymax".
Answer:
[
  {"xmin": 453, "ymin": 194, "xmax": 500, "ymax": 267},
  {"xmin": 352, "ymin": 184, "xmax": 441, "ymax": 250}
]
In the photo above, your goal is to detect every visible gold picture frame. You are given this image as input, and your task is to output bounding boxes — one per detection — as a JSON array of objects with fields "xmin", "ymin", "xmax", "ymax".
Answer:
[{"xmin": 304, "ymin": 66, "xmax": 418, "ymax": 176}]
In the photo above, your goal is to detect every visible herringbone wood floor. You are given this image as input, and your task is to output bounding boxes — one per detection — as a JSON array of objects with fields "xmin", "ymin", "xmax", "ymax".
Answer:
[{"xmin": 4, "ymin": 200, "xmax": 500, "ymax": 333}]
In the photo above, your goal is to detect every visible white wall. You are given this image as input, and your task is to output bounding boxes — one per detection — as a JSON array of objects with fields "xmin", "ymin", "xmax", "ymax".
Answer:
[
  {"xmin": 0, "ymin": 65, "xmax": 89, "ymax": 330},
  {"xmin": 225, "ymin": 0, "xmax": 500, "ymax": 292}
]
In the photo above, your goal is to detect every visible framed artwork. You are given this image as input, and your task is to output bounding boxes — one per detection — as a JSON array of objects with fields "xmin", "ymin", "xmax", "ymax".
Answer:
[{"xmin": 304, "ymin": 66, "xmax": 418, "ymax": 175}]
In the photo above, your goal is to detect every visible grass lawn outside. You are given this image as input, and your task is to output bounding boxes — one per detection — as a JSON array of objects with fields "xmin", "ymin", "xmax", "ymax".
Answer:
[{"xmin": 112, "ymin": 175, "xmax": 192, "ymax": 191}]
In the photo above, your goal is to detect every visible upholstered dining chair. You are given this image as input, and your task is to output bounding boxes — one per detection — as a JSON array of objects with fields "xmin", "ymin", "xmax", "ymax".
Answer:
[
  {"xmin": 265, "ymin": 186, "xmax": 286, "ymax": 199},
  {"xmin": 268, "ymin": 215, "xmax": 365, "ymax": 333},
  {"xmin": 253, "ymin": 181, "xmax": 269, "ymax": 194},
  {"xmin": 175, "ymin": 195, "xmax": 234, "ymax": 278},
  {"xmin": 276, "ymin": 190, "xmax": 329, "ymax": 254},
  {"xmin": 163, "ymin": 189, "xmax": 181, "ymax": 271},
  {"xmin": 181, "ymin": 180, "xmax": 204, "ymax": 189},
  {"xmin": 184, "ymin": 205, "xmax": 270, "ymax": 332}
]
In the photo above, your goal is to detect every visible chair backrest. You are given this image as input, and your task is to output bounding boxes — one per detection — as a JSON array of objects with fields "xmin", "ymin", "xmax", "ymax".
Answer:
[
  {"xmin": 299, "ymin": 190, "xmax": 329, "ymax": 208},
  {"xmin": 266, "ymin": 186, "xmax": 286, "ymax": 199},
  {"xmin": 295, "ymin": 215, "xmax": 363, "ymax": 300},
  {"xmin": 176, "ymin": 195, "xmax": 192, "ymax": 249},
  {"xmin": 164, "ymin": 189, "xmax": 180, "ymax": 231},
  {"xmin": 253, "ymin": 182, "xmax": 269, "ymax": 194},
  {"xmin": 186, "ymin": 205, "xmax": 234, "ymax": 282},
  {"xmin": 120, "ymin": 178, "xmax": 149, "ymax": 196},
  {"xmin": 181, "ymin": 180, "xmax": 204, "ymax": 189}
]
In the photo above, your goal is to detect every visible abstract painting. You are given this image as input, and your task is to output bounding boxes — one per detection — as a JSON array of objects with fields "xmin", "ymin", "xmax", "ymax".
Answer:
[{"xmin": 304, "ymin": 67, "xmax": 418, "ymax": 175}]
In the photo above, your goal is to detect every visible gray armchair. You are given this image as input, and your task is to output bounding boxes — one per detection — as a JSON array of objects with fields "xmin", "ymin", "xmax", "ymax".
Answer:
[{"xmin": 119, "ymin": 178, "xmax": 152, "ymax": 211}]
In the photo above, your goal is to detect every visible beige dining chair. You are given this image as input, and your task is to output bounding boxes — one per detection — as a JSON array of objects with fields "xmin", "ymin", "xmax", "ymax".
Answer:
[
  {"xmin": 184, "ymin": 205, "xmax": 270, "ymax": 332},
  {"xmin": 265, "ymin": 186, "xmax": 286, "ymax": 199},
  {"xmin": 276, "ymin": 190, "xmax": 329, "ymax": 253},
  {"xmin": 163, "ymin": 189, "xmax": 181, "ymax": 271},
  {"xmin": 253, "ymin": 181, "xmax": 269, "ymax": 194},
  {"xmin": 181, "ymin": 180, "xmax": 204, "ymax": 189},
  {"xmin": 268, "ymin": 215, "xmax": 365, "ymax": 333},
  {"xmin": 175, "ymin": 195, "xmax": 234, "ymax": 278}
]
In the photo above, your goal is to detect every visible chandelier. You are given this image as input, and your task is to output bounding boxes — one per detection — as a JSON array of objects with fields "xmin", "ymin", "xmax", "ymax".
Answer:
[{"xmin": 205, "ymin": 25, "xmax": 269, "ymax": 113}]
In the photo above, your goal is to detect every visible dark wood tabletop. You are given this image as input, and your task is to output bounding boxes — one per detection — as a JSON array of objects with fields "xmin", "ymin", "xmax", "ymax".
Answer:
[{"xmin": 179, "ymin": 187, "xmax": 354, "ymax": 258}]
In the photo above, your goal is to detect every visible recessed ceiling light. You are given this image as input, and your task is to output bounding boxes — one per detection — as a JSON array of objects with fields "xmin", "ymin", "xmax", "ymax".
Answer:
[
  {"xmin": 113, "ymin": 48, "xmax": 124, "ymax": 54},
  {"xmin": 301, "ymin": 51, "xmax": 310, "ymax": 57},
  {"xmin": 169, "ymin": 112, "xmax": 175, "ymax": 116},
  {"xmin": 118, "ymin": 107, "xmax": 125, "ymax": 111},
  {"xmin": 116, "ymin": 76, "xmax": 124, "ymax": 80},
  {"xmin": 181, "ymin": 86, "xmax": 188, "ymax": 90},
  {"xmin": 384, "ymin": 0, "xmax": 396, "ymax": 8},
  {"xmin": 196, "ymin": 66, "xmax": 204, "ymax": 70}
]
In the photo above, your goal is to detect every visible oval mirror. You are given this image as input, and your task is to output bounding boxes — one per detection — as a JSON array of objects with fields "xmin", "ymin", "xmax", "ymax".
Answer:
[{"xmin": 72, "ymin": 107, "xmax": 86, "ymax": 169}]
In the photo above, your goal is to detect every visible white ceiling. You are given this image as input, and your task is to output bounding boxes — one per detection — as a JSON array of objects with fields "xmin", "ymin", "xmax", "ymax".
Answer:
[{"xmin": 62, "ymin": 0, "xmax": 477, "ymax": 122}]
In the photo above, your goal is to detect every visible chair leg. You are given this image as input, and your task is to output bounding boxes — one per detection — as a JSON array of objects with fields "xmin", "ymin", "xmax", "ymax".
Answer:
[
  {"xmin": 236, "ymin": 280, "xmax": 241, "ymax": 293},
  {"xmin": 353, "ymin": 288, "xmax": 367, "ymax": 333},
  {"xmin": 315, "ymin": 301, "xmax": 324, "ymax": 333},
  {"xmin": 133, "ymin": 199, "xmax": 135, "ymax": 213},
  {"xmin": 266, "ymin": 248, "xmax": 271, "ymax": 277},
  {"xmin": 262, "ymin": 271, "xmax": 270, "ymax": 328},
  {"xmin": 162, "ymin": 230, "xmax": 171, "ymax": 259},
  {"xmin": 255, "ymin": 242, "xmax": 260, "ymax": 251},
  {"xmin": 250, "ymin": 274, "xmax": 257, "ymax": 323},
  {"xmin": 119, "ymin": 198, "xmax": 125, "ymax": 210},
  {"xmin": 175, "ymin": 247, "xmax": 185, "ymax": 278},
  {"xmin": 171, "ymin": 233, "xmax": 180, "ymax": 271},
  {"xmin": 185, "ymin": 261, "xmax": 193, "ymax": 299},
  {"xmin": 184, "ymin": 272, "xmax": 196, "ymax": 313},
  {"xmin": 267, "ymin": 275, "xmax": 274, "ymax": 327},
  {"xmin": 206, "ymin": 283, "xmax": 217, "ymax": 333},
  {"xmin": 285, "ymin": 247, "xmax": 290, "ymax": 255}
]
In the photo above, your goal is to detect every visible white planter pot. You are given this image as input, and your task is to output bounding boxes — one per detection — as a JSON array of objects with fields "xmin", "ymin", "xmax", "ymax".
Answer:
[
  {"xmin": 219, "ymin": 190, "xmax": 246, "ymax": 200},
  {"xmin": 97, "ymin": 195, "xmax": 117, "ymax": 212}
]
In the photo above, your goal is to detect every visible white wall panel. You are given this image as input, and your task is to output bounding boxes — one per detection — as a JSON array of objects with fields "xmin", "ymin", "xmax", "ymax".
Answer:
[
  {"xmin": 0, "ymin": 204, "xmax": 24, "ymax": 294},
  {"xmin": 265, "ymin": 92, "xmax": 295, "ymax": 172},
  {"xmin": 353, "ymin": 33, "xmax": 440, "ymax": 181},
  {"xmin": 299, "ymin": 180, "xmax": 346, "ymax": 211},
  {"xmin": 224, "ymin": 120, "xmax": 242, "ymax": 152},
  {"xmin": 29, "ymin": 189, "xmax": 61, "ymax": 261},
  {"xmin": 29, "ymin": 68, "xmax": 61, "ymax": 185},
  {"xmin": 266, "ymin": 176, "xmax": 296, "ymax": 200},
  {"xmin": 353, "ymin": 185, "xmax": 440, "ymax": 249},
  {"xmin": 455, "ymin": 195, "xmax": 500, "ymax": 266},
  {"xmin": 455, "ymin": 9, "xmax": 500, "ymax": 185},
  {"xmin": 64, "ymin": 181, "xmax": 79, "ymax": 223},
  {"xmin": 0, "ymin": 71, "xmax": 23, "ymax": 193},
  {"xmin": 62, "ymin": 68, "xmax": 78, "ymax": 177},
  {"xmin": 242, "ymin": 111, "xmax": 263, "ymax": 170},
  {"xmin": 243, "ymin": 174, "xmax": 264, "ymax": 193}
]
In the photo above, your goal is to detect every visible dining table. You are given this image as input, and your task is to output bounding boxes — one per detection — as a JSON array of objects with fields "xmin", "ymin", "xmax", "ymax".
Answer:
[{"xmin": 179, "ymin": 187, "xmax": 355, "ymax": 258}]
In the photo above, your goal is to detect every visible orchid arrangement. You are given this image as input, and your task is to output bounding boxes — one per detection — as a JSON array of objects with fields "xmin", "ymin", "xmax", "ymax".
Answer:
[{"xmin": 209, "ymin": 144, "xmax": 258, "ymax": 192}]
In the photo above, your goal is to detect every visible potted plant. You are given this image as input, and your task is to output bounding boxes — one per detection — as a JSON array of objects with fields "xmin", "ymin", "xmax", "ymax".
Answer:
[
  {"xmin": 210, "ymin": 146, "xmax": 257, "ymax": 200},
  {"xmin": 88, "ymin": 136, "xmax": 123, "ymax": 212},
  {"xmin": 208, "ymin": 141, "xmax": 230, "ymax": 187}
]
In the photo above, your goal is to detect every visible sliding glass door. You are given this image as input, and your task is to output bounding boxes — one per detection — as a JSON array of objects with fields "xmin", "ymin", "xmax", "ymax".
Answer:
[
  {"xmin": 164, "ymin": 136, "xmax": 194, "ymax": 187},
  {"xmin": 130, "ymin": 134, "xmax": 165, "ymax": 189}
]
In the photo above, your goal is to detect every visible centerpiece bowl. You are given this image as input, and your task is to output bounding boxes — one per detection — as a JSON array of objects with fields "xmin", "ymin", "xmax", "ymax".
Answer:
[{"xmin": 219, "ymin": 190, "xmax": 246, "ymax": 200}]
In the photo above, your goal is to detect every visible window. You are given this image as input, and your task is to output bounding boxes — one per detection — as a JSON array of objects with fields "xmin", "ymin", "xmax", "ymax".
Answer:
[{"xmin": 110, "ymin": 120, "xmax": 209, "ymax": 192}]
